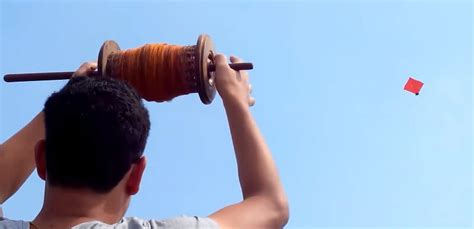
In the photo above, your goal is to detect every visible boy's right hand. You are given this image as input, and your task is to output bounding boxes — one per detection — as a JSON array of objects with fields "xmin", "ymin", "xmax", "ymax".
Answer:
[{"xmin": 214, "ymin": 55, "xmax": 255, "ymax": 107}]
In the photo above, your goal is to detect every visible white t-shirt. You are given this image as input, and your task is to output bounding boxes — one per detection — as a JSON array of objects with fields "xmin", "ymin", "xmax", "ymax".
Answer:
[{"xmin": 0, "ymin": 216, "xmax": 219, "ymax": 229}]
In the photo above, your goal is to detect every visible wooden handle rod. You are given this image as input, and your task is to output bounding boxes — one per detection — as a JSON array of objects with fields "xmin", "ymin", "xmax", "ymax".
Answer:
[
  {"xmin": 208, "ymin": 62, "xmax": 253, "ymax": 72},
  {"xmin": 3, "ymin": 62, "xmax": 253, "ymax": 82}
]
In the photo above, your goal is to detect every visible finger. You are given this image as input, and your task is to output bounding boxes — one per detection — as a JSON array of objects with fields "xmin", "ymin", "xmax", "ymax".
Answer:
[
  {"xmin": 72, "ymin": 62, "xmax": 97, "ymax": 77},
  {"xmin": 241, "ymin": 72, "xmax": 249, "ymax": 82},
  {"xmin": 235, "ymin": 70, "xmax": 248, "ymax": 82},
  {"xmin": 80, "ymin": 62, "xmax": 95, "ymax": 70},
  {"xmin": 249, "ymin": 97, "xmax": 256, "ymax": 107},
  {"xmin": 214, "ymin": 54, "xmax": 228, "ymax": 67},
  {"xmin": 230, "ymin": 55, "xmax": 243, "ymax": 64},
  {"xmin": 72, "ymin": 67, "xmax": 86, "ymax": 77},
  {"xmin": 88, "ymin": 62, "xmax": 98, "ymax": 70},
  {"xmin": 85, "ymin": 62, "xmax": 98, "ymax": 75},
  {"xmin": 231, "ymin": 55, "xmax": 248, "ymax": 79}
]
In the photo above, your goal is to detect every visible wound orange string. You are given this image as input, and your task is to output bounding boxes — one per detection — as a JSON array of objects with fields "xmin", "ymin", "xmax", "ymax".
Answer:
[{"xmin": 107, "ymin": 43, "xmax": 197, "ymax": 102}]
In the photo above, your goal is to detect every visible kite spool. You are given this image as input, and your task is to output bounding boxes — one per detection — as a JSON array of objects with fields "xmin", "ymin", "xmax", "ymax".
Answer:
[
  {"xmin": 4, "ymin": 34, "xmax": 253, "ymax": 104},
  {"xmin": 98, "ymin": 34, "xmax": 218, "ymax": 104}
]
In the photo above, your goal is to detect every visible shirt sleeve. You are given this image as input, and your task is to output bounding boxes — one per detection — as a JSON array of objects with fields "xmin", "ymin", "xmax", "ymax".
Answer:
[{"xmin": 149, "ymin": 216, "xmax": 219, "ymax": 229}]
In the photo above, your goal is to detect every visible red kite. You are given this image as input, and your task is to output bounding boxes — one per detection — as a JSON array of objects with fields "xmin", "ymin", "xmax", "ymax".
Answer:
[{"xmin": 404, "ymin": 77, "xmax": 424, "ymax": 95}]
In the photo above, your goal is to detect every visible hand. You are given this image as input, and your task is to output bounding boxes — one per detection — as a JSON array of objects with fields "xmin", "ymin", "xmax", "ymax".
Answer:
[
  {"xmin": 214, "ymin": 55, "xmax": 255, "ymax": 107},
  {"xmin": 71, "ymin": 62, "xmax": 97, "ymax": 77}
]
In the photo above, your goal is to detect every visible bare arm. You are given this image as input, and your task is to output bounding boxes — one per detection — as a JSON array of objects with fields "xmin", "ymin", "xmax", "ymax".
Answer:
[
  {"xmin": 0, "ymin": 112, "xmax": 44, "ymax": 204},
  {"xmin": 0, "ymin": 62, "xmax": 97, "ymax": 204},
  {"xmin": 209, "ymin": 55, "xmax": 289, "ymax": 229}
]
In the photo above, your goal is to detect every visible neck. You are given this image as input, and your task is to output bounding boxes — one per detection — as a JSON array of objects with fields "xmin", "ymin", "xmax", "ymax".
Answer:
[{"xmin": 33, "ymin": 184, "xmax": 129, "ymax": 228}]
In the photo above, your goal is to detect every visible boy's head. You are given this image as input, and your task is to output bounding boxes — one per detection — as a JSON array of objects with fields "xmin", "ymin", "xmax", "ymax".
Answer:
[{"xmin": 40, "ymin": 76, "xmax": 150, "ymax": 193}]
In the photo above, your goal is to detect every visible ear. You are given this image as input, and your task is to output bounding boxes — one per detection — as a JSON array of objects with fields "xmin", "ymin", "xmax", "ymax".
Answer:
[
  {"xmin": 34, "ymin": 139, "xmax": 47, "ymax": 181},
  {"xmin": 126, "ymin": 156, "xmax": 147, "ymax": 195}
]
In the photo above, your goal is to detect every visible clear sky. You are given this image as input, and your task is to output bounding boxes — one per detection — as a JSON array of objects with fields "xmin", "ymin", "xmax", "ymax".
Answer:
[{"xmin": 0, "ymin": 0, "xmax": 472, "ymax": 228}]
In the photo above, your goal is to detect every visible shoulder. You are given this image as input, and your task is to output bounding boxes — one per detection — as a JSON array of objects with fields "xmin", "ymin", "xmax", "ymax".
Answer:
[
  {"xmin": 0, "ymin": 218, "xmax": 30, "ymax": 229},
  {"xmin": 72, "ymin": 216, "xmax": 220, "ymax": 229},
  {"xmin": 148, "ymin": 216, "xmax": 219, "ymax": 228}
]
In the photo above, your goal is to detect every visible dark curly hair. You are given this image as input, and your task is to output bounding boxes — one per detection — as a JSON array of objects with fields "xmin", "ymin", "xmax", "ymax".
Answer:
[{"xmin": 43, "ymin": 76, "xmax": 150, "ymax": 193}]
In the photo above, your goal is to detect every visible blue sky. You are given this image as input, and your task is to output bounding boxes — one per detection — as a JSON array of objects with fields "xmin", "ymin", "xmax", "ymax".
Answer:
[{"xmin": 0, "ymin": 0, "xmax": 472, "ymax": 228}]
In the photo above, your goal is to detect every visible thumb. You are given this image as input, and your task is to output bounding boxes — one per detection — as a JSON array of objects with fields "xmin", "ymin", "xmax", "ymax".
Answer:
[{"xmin": 230, "ymin": 56, "xmax": 243, "ymax": 63}]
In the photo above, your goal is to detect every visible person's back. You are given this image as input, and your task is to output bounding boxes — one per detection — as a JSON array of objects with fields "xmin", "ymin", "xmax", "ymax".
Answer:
[
  {"xmin": 0, "ymin": 56, "xmax": 289, "ymax": 228},
  {"xmin": 1, "ymin": 216, "xmax": 218, "ymax": 228}
]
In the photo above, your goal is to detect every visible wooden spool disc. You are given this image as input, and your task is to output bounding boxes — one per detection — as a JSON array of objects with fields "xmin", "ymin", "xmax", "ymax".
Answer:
[
  {"xmin": 196, "ymin": 34, "xmax": 216, "ymax": 104},
  {"xmin": 97, "ymin": 40, "xmax": 121, "ymax": 77}
]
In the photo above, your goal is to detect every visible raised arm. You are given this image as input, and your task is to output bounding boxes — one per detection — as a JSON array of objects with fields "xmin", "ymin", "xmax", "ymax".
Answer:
[
  {"xmin": 209, "ymin": 55, "xmax": 289, "ymax": 228},
  {"xmin": 0, "ymin": 62, "xmax": 97, "ymax": 204},
  {"xmin": 0, "ymin": 112, "xmax": 44, "ymax": 204}
]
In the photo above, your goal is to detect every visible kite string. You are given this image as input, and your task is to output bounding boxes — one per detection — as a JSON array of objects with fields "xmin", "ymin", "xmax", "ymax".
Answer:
[{"xmin": 107, "ymin": 43, "xmax": 198, "ymax": 102}]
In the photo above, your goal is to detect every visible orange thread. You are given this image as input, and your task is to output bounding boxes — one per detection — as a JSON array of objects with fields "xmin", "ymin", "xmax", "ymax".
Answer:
[{"xmin": 108, "ymin": 43, "xmax": 195, "ymax": 102}]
